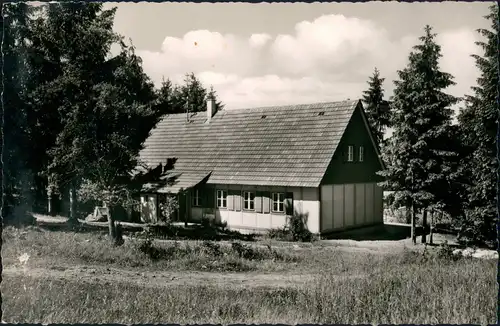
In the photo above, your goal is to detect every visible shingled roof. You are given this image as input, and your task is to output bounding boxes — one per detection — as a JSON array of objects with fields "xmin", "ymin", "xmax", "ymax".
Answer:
[{"xmin": 139, "ymin": 99, "xmax": 362, "ymax": 188}]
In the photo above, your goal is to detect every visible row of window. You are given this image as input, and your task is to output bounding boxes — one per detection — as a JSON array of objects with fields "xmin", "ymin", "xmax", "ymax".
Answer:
[
  {"xmin": 192, "ymin": 190, "xmax": 286, "ymax": 212},
  {"xmin": 347, "ymin": 145, "xmax": 364, "ymax": 162}
]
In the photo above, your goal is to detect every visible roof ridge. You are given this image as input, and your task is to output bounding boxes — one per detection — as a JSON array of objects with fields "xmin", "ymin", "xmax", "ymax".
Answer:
[
  {"xmin": 232, "ymin": 99, "xmax": 360, "ymax": 112},
  {"xmin": 155, "ymin": 99, "xmax": 359, "ymax": 119}
]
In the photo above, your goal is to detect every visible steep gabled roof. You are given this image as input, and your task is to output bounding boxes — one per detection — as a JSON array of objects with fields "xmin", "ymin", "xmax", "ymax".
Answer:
[{"xmin": 139, "ymin": 99, "xmax": 361, "ymax": 187}]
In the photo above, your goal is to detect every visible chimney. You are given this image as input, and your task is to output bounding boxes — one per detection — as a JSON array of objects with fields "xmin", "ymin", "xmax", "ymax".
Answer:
[{"xmin": 206, "ymin": 94, "xmax": 216, "ymax": 122}]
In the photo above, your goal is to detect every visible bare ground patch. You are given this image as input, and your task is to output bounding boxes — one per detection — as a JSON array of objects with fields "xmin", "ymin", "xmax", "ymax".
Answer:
[{"xmin": 3, "ymin": 263, "xmax": 331, "ymax": 289}]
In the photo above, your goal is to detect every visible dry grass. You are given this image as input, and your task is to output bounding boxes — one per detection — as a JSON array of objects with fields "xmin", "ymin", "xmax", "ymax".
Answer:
[
  {"xmin": 2, "ymin": 226, "xmax": 497, "ymax": 324},
  {"xmin": 2, "ymin": 226, "xmax": 300, "ymax": 272}
]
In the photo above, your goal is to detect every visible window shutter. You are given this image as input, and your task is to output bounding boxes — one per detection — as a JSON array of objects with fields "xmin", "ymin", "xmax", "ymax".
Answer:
[
  {"xmin": 197, "ymin": 189, "xmax": 202, "ymax": 207},
  {"xmin": 262, "ymin": 192, "xmax": 271, "ymax": 214},
  {"xmin": 285, "ymin": 192, "xmax": 294, "ymax": 216},
  {"xmin": 255, "ymin": 191, "xmax": 263, "ymax": 213},
  {"xmin": 227, "ymin": 190, "xmax": 234, "ymax": 210},
  {"xmin": 234, "ymin": 191, "xmax": 242, "ymax": 211}
]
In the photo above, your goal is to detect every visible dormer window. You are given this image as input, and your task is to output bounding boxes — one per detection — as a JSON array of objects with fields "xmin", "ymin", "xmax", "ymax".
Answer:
[{"xmin": 347, "ymin": 145, "xmax": 354, "ymax": 162}]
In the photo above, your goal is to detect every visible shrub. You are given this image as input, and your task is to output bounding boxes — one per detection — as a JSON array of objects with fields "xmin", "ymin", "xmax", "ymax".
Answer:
[
  {"xmin": 136, "ymin": 235, "xmax": 174, "ymax": 261},
  {"xmin": 288, "ymin": 214, "xmax": 313, "ymax": 242},
  {"xmin": 200, "ymin": 241, "xmax": 223, "ymax": 257},
  {"xmin": 200, "ymin": 216, "xmax": 228, "ymax": 230},
  {"xmin": 159, "ymin": 196, "xmax": 179, "ymax": 225},
  {"xmin": 266, "ymin": 213, "xmax": 314, "ymax": 242}
]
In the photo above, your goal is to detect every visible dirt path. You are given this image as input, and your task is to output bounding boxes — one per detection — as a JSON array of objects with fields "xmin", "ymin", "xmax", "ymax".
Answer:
[{"xmin": 3, "ymin": 263, "xmax": 326, "ymax": 289}]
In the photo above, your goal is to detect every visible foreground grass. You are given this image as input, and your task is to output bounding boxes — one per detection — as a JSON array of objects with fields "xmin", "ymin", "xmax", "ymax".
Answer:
[
  {"xmin": 2, "ymin": 226, "xmax": 301, "ymax": 272},
  {"xmin": 4, "ymin": 256, "xmax": 496, "ymax": 324},
  {"xmin": 2, "ymin": 226, "xmax": 497, "ymax": 323}
]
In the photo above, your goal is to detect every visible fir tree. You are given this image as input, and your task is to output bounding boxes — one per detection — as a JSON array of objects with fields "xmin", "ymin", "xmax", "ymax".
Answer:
[
  {"xmin": 378, "ymin": 25, "xmax": 459, "ymax": 244},
  {"xmin": 170, "ymin": 73, "xmax": 224, "ymax": 114},
  {"xmin": 456, "ymin": 4, "xmax": 498, "ymax": 246},
  {"xmin": 362, "ymin": 67, "xmax": 390, "ymax": 145}
]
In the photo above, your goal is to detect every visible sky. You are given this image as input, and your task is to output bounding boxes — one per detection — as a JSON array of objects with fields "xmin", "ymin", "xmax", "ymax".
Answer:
[{"xmin": 103, "ymin": 2, "xmax": 493, "ymax": 111}]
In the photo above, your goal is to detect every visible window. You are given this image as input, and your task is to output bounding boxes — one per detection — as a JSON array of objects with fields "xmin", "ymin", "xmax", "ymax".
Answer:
[
  {"xmin": 359, "ymin": 146, "xmax": 364, "ymax": 162},
  {"xmin": 217, "ymin": 190, "xmax": 227, "ymax": 208},
  {"xmin": 243, "ymin": 191, "xmax": 255, "ymax": 210},
  {"xmin": 272, "ymin": 193, "xmax": 285, "ymax": 212},
  {"xmin": 192, "ymin": 189, "xmax": 200, "ymax": 207},
  {"xmin": 347, "ymin": 145, "xmax": 354, "ymax": 162}
]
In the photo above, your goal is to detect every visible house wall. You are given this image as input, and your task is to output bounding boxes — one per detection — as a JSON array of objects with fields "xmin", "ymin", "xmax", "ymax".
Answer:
[
  {"xmin": 190, "ymin": 184, "xmax": 320, "ymax": 234},
  {"xmin": 320, "ymin": 183, "xmax": 383, "ymax": 233},
  {"xmin": 321, "ymin": 106, "xmax": 384, "ymax": 185},
  {"xmin": 319, "ymin": 104, "xmax": 385, "ymax": 234}
]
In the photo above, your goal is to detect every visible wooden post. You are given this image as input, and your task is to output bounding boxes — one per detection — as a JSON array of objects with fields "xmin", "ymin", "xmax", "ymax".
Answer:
[{"xmin": 47, "ymin": 193, "xmax": 54, "ymax": 216}]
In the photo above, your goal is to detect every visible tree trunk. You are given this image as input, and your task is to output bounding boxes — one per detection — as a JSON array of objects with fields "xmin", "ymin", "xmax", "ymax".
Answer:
[
  {"xmin": 68, "ymin": 183, "xmax": 77, "ymax": 223},
  {"xmin": 405, "ymin": 205, "xmax": 411, "ymax": 224},
  {"xmin": 411, "ymin": 204, "xmax": 416, "ymax": 245},
  {"xmin": 108, "ymin": 210, "xmax": 116, "ymax": 240},
  {"xmin": 429, "ymin": 210, "xmax": 434, "ymax": 245},
  {"xmin": 103, "ymin": 201, "xmax": 116, "ymax": 240},
  {"xmin": 422, "ymin": 209, "xmax": 428, "ymax": 244}
]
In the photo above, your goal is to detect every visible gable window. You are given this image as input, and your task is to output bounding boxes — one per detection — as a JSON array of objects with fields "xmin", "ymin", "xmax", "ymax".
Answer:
[
  {"xmin": 359, "ymin": 146, "xmax": 364, "ymax": 162},
  {"xmin": 217, "ymin": 190, "xmax": 227, "ymax": 208},
  {"xmin": 243, "ymin": 191, "xmax": 255, "ymax": 210},
  {"xmin": 347, "ymin": 145, "xmax": 354, "ymax": 162},
  {"xmin": 192, "ymin": 189, "xmax": 201, "ymax": 207},
  {"xmin": 272, "ymin": 193, "xmax": 285, "ymax": 212}
]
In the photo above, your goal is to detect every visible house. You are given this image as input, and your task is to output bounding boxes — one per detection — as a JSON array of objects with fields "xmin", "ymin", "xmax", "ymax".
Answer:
[{"xmin": 138, "ymin": 97, "xmax": 385, "ymax": 235}]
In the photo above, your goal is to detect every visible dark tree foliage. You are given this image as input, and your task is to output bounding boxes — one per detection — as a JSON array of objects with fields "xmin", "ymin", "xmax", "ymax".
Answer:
[
  {"xmin": 156, "ymin": 72, "xmax": 224, "ymax": 116},
  {"xmin": 362, "ymin": 67, "xmax": 390, "ymax": 145},
  {"xmin": 456, "ymin": 4, "xmax": 498, "ymax": 246},
  {"xmin": 2, "ymin": 3, "xmax": 39, "ymax": 224},
  {"xmin": 378, "ymin": 26, "xmax": 460, "ymax": 243},
  {"xmin": 35, "ymin": 3, "xmax": 161, "ymax": 230},
  {"xmin": 2, "ymin": 3, "xmax": 163, "ymax": 234}
]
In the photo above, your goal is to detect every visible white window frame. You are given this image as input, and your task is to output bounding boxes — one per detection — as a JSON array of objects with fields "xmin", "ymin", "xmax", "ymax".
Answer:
[
  {"xmin": 192, "ymin": 189, "xmax": 201, "ymax": 207},
  {"xmin": 347, "ymin": 145, "xmax": 354, "ymax": 162},
  {"xmin": 217, "ymin": 190, "xmax": 227, "ymax": 208},
  {"xmin": 359, "ymin": 146, "xmax": 364, "ymax": 162},
  {"xmin": 243, "ymin": 191, "xmax": 255, "ymax": 210},
  {"xmin": 272, "ymin": 193, "xmax": 285, "ymax": 213}
]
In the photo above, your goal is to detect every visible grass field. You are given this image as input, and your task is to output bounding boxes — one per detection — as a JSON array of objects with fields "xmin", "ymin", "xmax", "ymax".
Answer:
[{"xmin": 2, "ymin": 225, "xmax": 497, "ymax": 324}]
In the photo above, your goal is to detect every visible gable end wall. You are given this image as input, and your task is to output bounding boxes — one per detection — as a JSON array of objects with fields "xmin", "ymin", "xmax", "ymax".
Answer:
[{"xmin": 321, "ymin": 105, "xmax": 384, "ymax": 185}]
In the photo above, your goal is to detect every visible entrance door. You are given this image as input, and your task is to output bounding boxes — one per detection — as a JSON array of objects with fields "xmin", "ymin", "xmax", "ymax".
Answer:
[{"xmin": 178, "ymin": 193, "xmax": 187, "ymax": 223}]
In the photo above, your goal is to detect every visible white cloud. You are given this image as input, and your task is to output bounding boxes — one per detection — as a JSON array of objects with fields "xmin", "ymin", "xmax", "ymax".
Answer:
[
  {"xmin": 438, "ymin": 29, "xmax": 480, "ymax": 100},
  {"xmin": 249, "ymin": 33, "xmax": 271, "ymax": 48},
  {"xmin": 136, "ymin": 14, "xmax": 480, "ymax": 111}
]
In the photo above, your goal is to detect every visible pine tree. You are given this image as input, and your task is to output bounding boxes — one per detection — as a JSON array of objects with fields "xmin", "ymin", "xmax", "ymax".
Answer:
[
  {"xmin": 169, "ymin": 73, "xmax": 224, "ymax": 114},
  {"xmin": 378, "ymin": 25, "xmax": 459, "ymax": 244},
  {"xmin": 362, "ymin": 67, "xmax": 390, "ymax": 145},
  {"xmin": 456, "ymin": 4, "xmax": 498, "ymax": 246}
]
